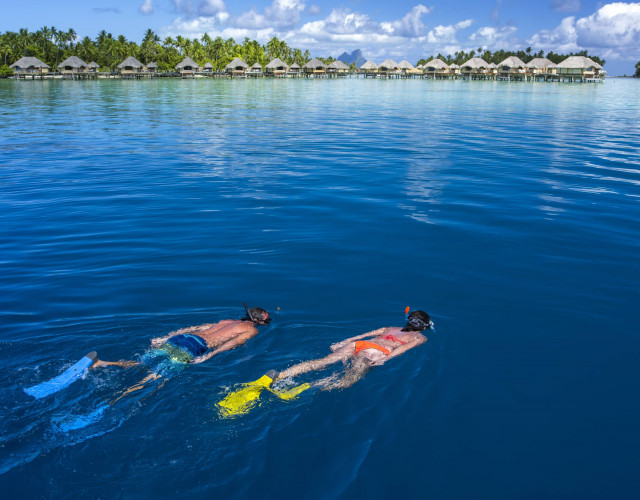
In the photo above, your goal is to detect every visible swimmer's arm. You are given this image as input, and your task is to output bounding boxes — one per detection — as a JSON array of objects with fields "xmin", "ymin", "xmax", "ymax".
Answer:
[
  {"xmin": 191, "ymin": 332, "xmax": 254, "ymax": 364},
  {"xmin": 387, "ymin": 336, "xmax": 427, "ymax": 359},
  {"xmin": 330, "ymin": 327, "xmax": 388, "ymax": 351},
  {"xmin": 150, "ymin": 334, "xmax": 173, "ymax": 347}
]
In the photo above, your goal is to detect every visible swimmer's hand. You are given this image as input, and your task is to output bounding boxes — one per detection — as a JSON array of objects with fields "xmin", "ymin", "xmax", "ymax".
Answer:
[
  {"xmin": 150, "ymin": 335, "xmax": 170, "ymax": 347},
  {"xmin": 330, "ymin": 341, "xmax": 347, "ymax": 351}
]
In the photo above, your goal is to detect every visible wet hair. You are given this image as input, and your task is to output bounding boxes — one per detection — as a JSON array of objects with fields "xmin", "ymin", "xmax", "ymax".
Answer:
[
  {"xmin": 401, "ymin": 310, "xmax": 432, "ymax": 332},
  {"xmin": 243, "ymin": 307, "xmax": 271, "ymax": 325}
]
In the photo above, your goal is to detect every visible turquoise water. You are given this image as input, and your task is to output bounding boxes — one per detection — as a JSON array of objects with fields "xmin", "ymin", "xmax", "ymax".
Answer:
[{"xmin": 1, "ymin": 78, "xmax": 639, "ymax": 498}]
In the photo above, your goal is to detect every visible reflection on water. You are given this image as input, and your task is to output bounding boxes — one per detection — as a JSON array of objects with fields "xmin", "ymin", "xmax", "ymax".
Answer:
[{"xmin": 0, "ymin": 78, "xmax": 639, "ymax": 498}]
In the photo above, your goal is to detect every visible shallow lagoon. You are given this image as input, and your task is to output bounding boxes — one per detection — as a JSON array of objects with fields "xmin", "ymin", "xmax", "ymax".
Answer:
[{"xmin": 1, "ymin": 77, "xmax": 639, "ymax": 498}]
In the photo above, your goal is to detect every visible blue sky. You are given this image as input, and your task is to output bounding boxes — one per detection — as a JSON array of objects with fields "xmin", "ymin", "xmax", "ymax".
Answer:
[{"xmin": 4, "ymin": 0, "xmax": 640, "ymax": 73}]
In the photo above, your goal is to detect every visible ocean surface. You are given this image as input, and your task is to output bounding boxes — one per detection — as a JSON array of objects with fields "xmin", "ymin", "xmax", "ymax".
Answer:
[{"xmin": 0, "ymin": 77, "xmax": 638, "ymax": 499}]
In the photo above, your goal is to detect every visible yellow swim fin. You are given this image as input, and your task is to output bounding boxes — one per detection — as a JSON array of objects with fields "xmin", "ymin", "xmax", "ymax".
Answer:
[
  {"xmin": 270, "ymin": 383, "xmax": 311, "ymax": 401},
  {"xmin": 217, "ymin": 370, "xmax": 277, "ymax": 417}
]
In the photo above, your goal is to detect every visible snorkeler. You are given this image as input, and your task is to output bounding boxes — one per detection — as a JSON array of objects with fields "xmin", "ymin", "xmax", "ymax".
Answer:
[
  {"xmin": 93, "ymin": 303, "xmax": 271, "ymax": 369},
  {"xmin": 272, "ymin": 310, "xmax": 432, "ymax": 390},
  {"xmin": 217, "ymin": 310, "xmax": 432, "ymax": 416},
  {"xmin": 90, "ymin": 303, "xmax": 271, "ymax": 404}
]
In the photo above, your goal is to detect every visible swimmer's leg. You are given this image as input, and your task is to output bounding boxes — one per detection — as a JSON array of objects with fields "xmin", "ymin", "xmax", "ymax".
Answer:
[
  {"xmin": 110, "ymin": 373, "xmax": 162, "ymax": 406},
  {"xmin": 92, "ymin": 359, "xmax": 139, "ymax": 369},
  {"xmin": 314, "ymin": 358, "xmax": 372, "ymax": 391},
  {"xmin": 275, "ymin": 348, "xmax": 351, "ymax": 381}
]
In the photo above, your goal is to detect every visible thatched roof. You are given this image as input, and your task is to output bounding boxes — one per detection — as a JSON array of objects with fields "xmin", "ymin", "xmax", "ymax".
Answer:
[
  {"xmin": 118, "ymin": 56, "xmax": 143, "ymax": 69},
  {"xmin": 525, "ymin": 57, "xmax": 556, "ymax": 69},
  {"xmin": 397, "ymin": 60, "xmax": 415, "ymax": 70},
  {"xmin": 289, "ymin": 63, "xmax": 301, "ymax": 69},
  {"xmin": 266, "ymin": 58, "xmax": 289, "ymax": 69},
  {"xmin": 424, "ymin": 58, "xmax": 449, "ymax": 70},
  {"xmin": 87, "ymin": 61, "xmax": 99, "ymax": 68},
  {"xmin": 449, "ymin": 63, "xmax": 460, "ymax": 68},
  {"xmin": 303, "ymin": 58, "xmax": 327, "ymax": 69},
  {"xmin": 10, "ymin": 56, "xmax": 50, "ymax": 69},
  {"xmin": 328, "ymin": 60, "xmax": 349, "ymax": 69},
  {"xmin": 146, "ymin": 62, "xmax": 158, "ymax": 68},
  {"xmin": 203, "ymin": 62, "xmax": 213, "ymax": 69},
  {"xmin": 461, "ymin": 57, "xmax": 488, "ymax": 69},
  {"xmin": 175, "ymin": 57, "xmax": 198, "ymax": 69},
  {"xmin": 378, "ymin": 59, "xmax": 398, "ymax": 70},
  {"xmin": 416, "ymin": 64, "xmax": 424, "ymax": 70},
  {"xmin": 225, "ymin": 57, "xmax": 249, "ymax": 70},
  {"xmin": 59, "ymin": 56, "xmax": 87, "ymax": 68},
  {"xmin": 488, "ymin": 62, "xmax": 497, "ymax": 68},
  {"xmin": 360, "ymin": 60, "xmax": 378, "ymax": 70},
  {"xmin": 251, "ymin": 62, "xmax": 262, "ymax": 69},
  {"xmin": 556, "ymin": 56, "xmax": 602, "ymax": 69},
  {"xmin": 498, "ymin": 56, "xmax": 526, "ymax": 68}
]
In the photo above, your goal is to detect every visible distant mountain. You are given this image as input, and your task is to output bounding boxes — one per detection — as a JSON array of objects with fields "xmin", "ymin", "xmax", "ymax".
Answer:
[{"xmin": 337, "ymin": 49, "xmax": 366, "ymax": 68}]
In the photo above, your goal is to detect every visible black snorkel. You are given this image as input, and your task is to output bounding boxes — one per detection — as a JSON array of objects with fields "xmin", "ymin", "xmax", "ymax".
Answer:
[{"xmin": 243, "ymin": 301, "xmax": 257, "ymax": 323}]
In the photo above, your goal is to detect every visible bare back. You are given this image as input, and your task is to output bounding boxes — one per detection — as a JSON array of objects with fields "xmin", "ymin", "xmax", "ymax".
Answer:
[
  {"xmin": 345, "ymin": 327, "xmax": 426, "ymax": 365},
  {"xmin": 169, "ymin": 320, "xmax": 258, "ymax": 349}
]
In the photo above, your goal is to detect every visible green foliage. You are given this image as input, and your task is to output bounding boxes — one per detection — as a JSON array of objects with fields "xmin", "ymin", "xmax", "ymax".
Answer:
[
  {"xmin": 635, "ymin": 61, "xmax": 640, "ymax": 77},
  {"xmin": 0, "ymin": 64, "xmax": 13, "ymax": 77},
  {"xmin": 0, "ymin": 27, "xmax": 321, "ymax": 73},
  {"xmin": 416, "ymin": 48, "xmax": 605, "ymax": 68}
]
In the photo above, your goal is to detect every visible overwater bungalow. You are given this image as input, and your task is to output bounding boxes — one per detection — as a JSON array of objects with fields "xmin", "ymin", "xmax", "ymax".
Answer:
[
  {"xmin": 118, "ymin": 56, "xmax": 143, "ymax": 76},
  {"xmin": 556, "ymin": 56, "xmax": 603, "ymax": 82},
  {"xmin": 225, "ymin": 57, "xmax": 249, "ymax": 77},
  {"xmin": 144, "ymin": 62, "xmax": 158, "ymax": 73},
  {"xmin": 497, "ymin": 56, "xmax": 526, "ymax": 81},
  {"xmin": 448, "ymin": 63, "xmax": 460, "ymax": 77},
  {"xmin": 423, "ymin": 58, "xmax": 449, "ymax": 79},
  {"xmin": 288, "ymin": 63, "xmax": 301, "ymax": 77},
  {"xmin": 265, "ymin": 57, "xmax": 288, "ymax": 77},
  {"xmin": 378, "ymin": 59, "xmax": 399, "ymax": 77},
  {"xmin": 360, "ymin": 60, "xmax": 378, "ymax": 78},
  {"xmin": 460, "ymin": 57, "xmax": 488, "ymax": 79},
  {"xmin": 176, "ymin": 57, "xmax": 198, "ymax": 77},
  {"xmin": 487, "ymin": 62, "xmax": 498, "ymax": 78},
  {"xmin": 397, "ymin": 60, "xmax": 415, "ymax": 76},
  {"xmin": 58, "ymin": 56, "xmax": 87, "ymax": 76},
  {"xmin": 327, "ymin": 60, "xmax": 349, "ymax": 76},
  {"xmin": 202, "ymin": 62, "xmax": 213, "ymax": 73},
  {"xmin": 525, "ymin": 58, "xmax": 556, "ymax": 81},
  {"xmin": 248, "ymin": 62, "xmax": 263, "ymax": 77},
  {"xmin": 10, "ymin": 56, "xmax": 50, "ymax": 75},
  {"xmin": 303, "ymin": 58, "xmax": 327, "ymax": 77},
  {"xmin": 87, "ymin": 61, "xmax": 99, "ymax": 73}
]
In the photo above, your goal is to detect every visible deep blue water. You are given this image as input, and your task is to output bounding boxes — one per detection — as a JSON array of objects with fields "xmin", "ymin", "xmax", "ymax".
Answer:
[{"xmin": 1, "ymin": 77, "xmax": 639, "ymax": 498}]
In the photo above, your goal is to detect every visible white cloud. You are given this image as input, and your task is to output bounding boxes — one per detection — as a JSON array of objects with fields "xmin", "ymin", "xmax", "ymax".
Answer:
[
  {"xmin": 575, "ymin": 2, "xmax": 640, "ymax": 49},
  {"xmin": 380, "ymin": 4, "xmax": 432, "ymax": 37},
  {"xmin": 426, "ymin": 19, "xmax": 473, "ymax": 44},
  {"xmin": 173, "ymin": 0, "xmax": 227, "ymax": 19},
  {"xmin": 236, "ymin": 0, "xmax": 305, "ymax": 29},
  {"xmin": 469, "ymin": 25, "xmax": 518, "ymax": 47},
  {"xmin": 528, "ymin": 3, "xmax": 640, "ymax": 60},
  {"xmin": 527, "ymin": 16, "xmax": 578, "ymax": 52},
  {"xmin": 140, "ymin": 0, "xmax": 154, "ymax": 15},
  {"xmin": 308, "ymin": 4, "xmax": 321, "ymax": 16},
  {"xmin": 551, "ymin": 0, "xmax": 581, "ymax": 12}
]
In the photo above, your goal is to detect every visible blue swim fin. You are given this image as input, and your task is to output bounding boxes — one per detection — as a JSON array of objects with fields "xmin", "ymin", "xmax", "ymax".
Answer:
[{"xmin": 24, "ymin": 351, "xmax": 97, "ymax": 400}]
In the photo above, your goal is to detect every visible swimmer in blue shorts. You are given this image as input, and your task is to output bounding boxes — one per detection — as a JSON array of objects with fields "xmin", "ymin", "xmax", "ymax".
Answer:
[{"xmin": 92, "ymin": 304, "xmax": 271, "ymax": 401}]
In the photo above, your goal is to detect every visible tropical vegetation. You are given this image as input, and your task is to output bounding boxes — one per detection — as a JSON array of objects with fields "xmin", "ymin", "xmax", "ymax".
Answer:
[
  {"xmin": 635, "ymin": 61, "xmax": 640, "ymax": 77},
  {"xmin": 1, "ymin": 27, "xmax": 606, "ymax": 75},
  {"xmin": 0, "ymin": 27, "xmax": 312, "ymax": 72},
  {"xmin": 417, "ymin": 47, "xmax": 605, "ymax": 68}
]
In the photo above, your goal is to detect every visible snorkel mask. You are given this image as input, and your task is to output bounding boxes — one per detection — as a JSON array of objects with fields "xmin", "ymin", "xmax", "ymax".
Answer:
[
  {"xmin": 243, "ymin": 302, "xmax": 271, "ymax": 325},
  {"xmin": 403, "ymin": 308, "xmax": 434, "ymax": 331}
]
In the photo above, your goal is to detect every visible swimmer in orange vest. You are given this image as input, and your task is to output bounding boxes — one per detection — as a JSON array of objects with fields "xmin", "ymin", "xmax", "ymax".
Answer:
[{"xmin": 273, "ymin": 310, "xmax": 433, "ymax": 391}]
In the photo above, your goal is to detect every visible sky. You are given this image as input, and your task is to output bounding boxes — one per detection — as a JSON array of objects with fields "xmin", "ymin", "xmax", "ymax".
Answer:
[{"xmin": 3, "ymin": 0, "xmax": 640, "ymax": 74}]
